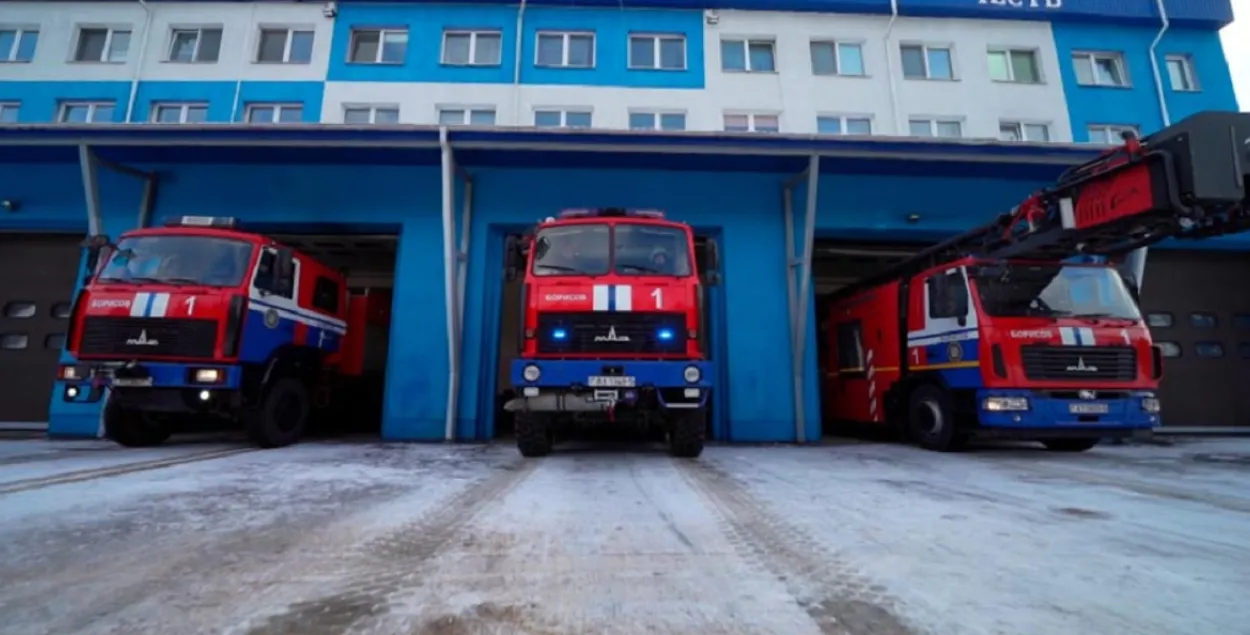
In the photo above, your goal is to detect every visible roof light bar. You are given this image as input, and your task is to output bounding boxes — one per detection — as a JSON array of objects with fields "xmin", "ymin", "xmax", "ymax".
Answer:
[
  {"xmin": 556, "ymin": 208, "xmax": 667, "ymax": 219},
  {"xmin": 164, "ymin": 216, "xmax": 239, "ymax": 228}
]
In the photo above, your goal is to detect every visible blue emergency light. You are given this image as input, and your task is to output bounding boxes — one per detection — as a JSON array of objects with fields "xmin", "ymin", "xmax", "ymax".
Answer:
[
  {"xmin": 657, "ymin": 328, "xmax": 675, "ymax": 341},
  {"xmin": 552, "ymin": 328, "xmax": 568, "ymax": 340},
  {"xmin": 558, "ymin": 208, "xmax": 666, "ymax": 219},
  {"xmin": 164, "ymin": 216, "xmax": 239, "ymax": 229}
]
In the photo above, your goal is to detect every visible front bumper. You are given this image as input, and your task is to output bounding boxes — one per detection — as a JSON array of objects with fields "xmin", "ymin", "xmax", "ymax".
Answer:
[
  {"xmin": 975, "ymin": 389, "xmax": 1160, "ymax": 433},
  {"xmin": 60, "ymin": 361, "xmax": 241, "ymax": 404},
  {"xmin": 510, "ymin": 359, "xmax": 712, "ymax": 389}
]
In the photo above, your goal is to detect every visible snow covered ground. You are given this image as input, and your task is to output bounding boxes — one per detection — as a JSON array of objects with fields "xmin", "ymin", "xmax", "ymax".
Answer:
[{"xmin": 0, "ymin": 436, "xmax": 1247, "ymax": 635}]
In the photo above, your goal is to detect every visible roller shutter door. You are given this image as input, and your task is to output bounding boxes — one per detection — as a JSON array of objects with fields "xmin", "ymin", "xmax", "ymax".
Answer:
[
  {"xmin": 0, "ymin": 234, "xmax": 83, "ymax": 424},
  {"xmin": 1139, "ymin": 250, "xmax": 1250, "ymax": 429}
]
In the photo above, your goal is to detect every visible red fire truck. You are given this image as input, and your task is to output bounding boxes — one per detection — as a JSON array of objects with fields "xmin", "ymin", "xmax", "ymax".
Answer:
[
  {"xmin": 823, "ymin": 111, "xmax": 1250, "ymax": 452},
  {"xmin": 59, "ymin": 216, "xmax": 382, "ymax": 448},
  {"xmin": 502, "ymin": 208, "xmax": 719, "ymax": 458}
]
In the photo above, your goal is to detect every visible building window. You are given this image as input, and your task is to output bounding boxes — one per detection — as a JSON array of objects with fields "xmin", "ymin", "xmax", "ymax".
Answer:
[
  {"xmin": 245, "ymin": 103, "xmax": 303, "ymax": 123},
  {"xmin": 0, "ymin": 27, "xmax": 39, "ymax": 63},
  {"xmin": 1195, "ymin": 342, "xmax": 1225, "ymax": 358},
  {"xmin": 908, "ymin": 118, "xmax": 963, "ymax": 138},
  {"xmin": 167, "ymin": 26, "xmax": 221, "ymax": 63},
  {"xmin": 628, "ymin": 34, "xmax": 685, "ymax": 70},
  {"xmin": 629, "ymin": 111, "xmax": 686, "ymax": 131},
  {"xmin": 73, "ymin": 26, "xmax": 131, "ymax": 63},
  {"xmin": 349, "ymin": 28, "xmax": 407, "ymax": 64},
  {"xmin": 442, "ymin": 30, "xmax": 502, "ymax": 66},
  {"xmin": 817, "ymin": 115, "xmax": 871, "ymax": 135},
  {"xmin": 723, "ymin": 113, "xmax": 779, "ymax": 133},
  {"xmin": 1166, "ymin": 54, "xmax": 1198, "ymax": 91},
  {"xmin": 151, "ymin": 102, "xmax": 208, "ymax": 124},
  {"xmin": 438, "ymin": 107, "xmax": 496, "ymax": 126},
  {"xmin": 1072, "ymin": 51, "xmax": 1127, "ymax": 87},
  {"xmin": 900, "ymin": 44, "xmax": 953, "ymax": 80},
  {"xmin": 1157, "ymin": 341, "xmax": 1181, "ymax": 358},
  {"xmin": 721, "ymin": 38, "xmax": 775, "ymax": 72},
  {"xmin": 312, "ymin": 277, "xmax": 340, "ymax": 314},
  {"xmin": 257, "ymin": 27, "xmax": 314, "ymax": 64},
  {"xmin": 1087, "ymin": 124, "xmax": 1138, "ymax": 145},
  {"xmin": 535, "ymin": 31, "xmax": 594, "ymax": 68},
  {"xmin": 534, "ymin": 109, "xmax": 592, "ymax": 128},
  {"xmin": 344, "ymin": 105, "xmax": 399, "ymax": 124},
  {"xmin": 987, "ymin": 48, "xmax": 1040, "ymax": 83},
  {"xmin": 0, "ymin": 102, "xmax": 18, "ymax": 123},
  {"xmin": 1147, "ymin": 312, "xmax": 1174, "ymax": 328},
  {"xmin": 999, "ymin": 121, "xmax": 1050, "ymax": 142},
  {"xmin": 810, "ymin": 41, "xmax": 865, "ymax": 76},
  {"xmin": 57, "ymin": 101, "xmax": 115, "ymax": 123}
]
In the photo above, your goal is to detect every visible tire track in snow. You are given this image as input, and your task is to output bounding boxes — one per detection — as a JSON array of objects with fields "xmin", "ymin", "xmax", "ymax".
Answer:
[
  {"xmin": 0, "ymin": 447, "xmax": 257, "ymax": 495},
  {"xmin": 677, "ymin": 458, "xmax": 920, "ymax": 635},
  {"xmin": 239, "ymin": 459, "xmax": 538, "ymax": 635}
]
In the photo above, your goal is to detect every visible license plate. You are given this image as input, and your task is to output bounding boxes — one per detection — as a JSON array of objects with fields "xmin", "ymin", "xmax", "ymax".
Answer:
[
  {"xmin": 111, "ymin": 377, "xmax": 154, "ymax": 388},
  {"xmin": 587, "ymin": 375, "xmax": 635, "ymax": 388},
  {"xmin": 1069, "ymin": 403, "xmax": 1109, "ymax": 415}
]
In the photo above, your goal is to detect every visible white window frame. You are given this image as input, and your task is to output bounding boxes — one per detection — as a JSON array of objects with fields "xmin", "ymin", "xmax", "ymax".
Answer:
[
  {"xmin": 166, "ymin": 26, "xmax": 222, "ymax": 63},
  {"xmin": 343, "ymin": 104, "xmax": 400, "ymax": 124},
  {"xmin": 721, "ymin": 37, "xmax": 776, "ymax": 73},
  {"xmin": 437, "ymin": 106, "xmax": 497, "ymax": 126},
  {"xmin": 534, "ymin": 31, "xmax": 595, "ymax": 68},
  {"xmin": 532, "ymin": 108, "xmax": 593, "ymax": 128},
  {"xmin": 723, "ymin": 112, "xmax": 780, "ymax": 133},
  {"xmin": 1087, "ymin": 124, "xmax": 1139, "ymax": 145},
  {"xmin": 244, "ymin": 103, "xmax": 304, "ymax": 124},
  {"xmin": 998, "ymin": 120, "xmax": 1051, "ymax": 142},
  {"xmin": 628, "ymin": 110, "xmax": 687, "ymax": 131},
  {"xmin": 0, "ymin": 102, "xmax": 19, "ymax": 123},
  {"xmin": 150, "ymin": 102, "xmax": 209, "ymax": 124},
  {"xmin": 816, "ymin": 114, "xmax": 873, "ymax": 135},
  {"xmin": 908, "ymin": 117, "xmax": 964, "ymax": 138},
  {"xmin": 986, "ymin": 47, "xmax": 1041, "ymax": 83},
  {"xmin": 627, "ymin": 33, "xmax": 686, "ymax": 70},
  {"xmin": 441, "ymin": 29, "xmax": 502, "ymax": 66},
  {"xmin": 900, "ymin": 42, "xmax": 955, "ymax": 80},
  {"xmin": 809, "ymin": 40, "xmax": 866, "ymax": 77},
  {"xmin": 1165, "ymin": 54, "xmax": 1198, "ymax": 92},
  {"xmin": 256, "ymin": 26, "xmax": 314, "ymax": 64},
  {"xmin": 1072, "ymin": 51, "xmax": 1129, "ymax": 87},
  {"xmin": 348, "ymin": 27, "xmax": 407, "ymax": 64},
  {"xmin": 72, "ymin": 25, "xmax": 132, "ymax": 63},
  {"xmin": 57, "ymin": 101, "xmax": 115, "ymax": 123},
  {"xmin": 0, "ymin": 26, "xmax": 38, "ymax": 63}
]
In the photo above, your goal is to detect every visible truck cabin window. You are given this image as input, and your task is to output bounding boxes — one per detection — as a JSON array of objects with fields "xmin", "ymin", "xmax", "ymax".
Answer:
[
  {"xmin": 972, "ymin": 263, "xmax": 1141, "ymax": 320},
  {"xmin": 531, "ymin": 222, "xmax": 692, "ymax": 277},
  {"xmin": 96, "ymin": 235, "xmax": 254, "ymax": 287}
]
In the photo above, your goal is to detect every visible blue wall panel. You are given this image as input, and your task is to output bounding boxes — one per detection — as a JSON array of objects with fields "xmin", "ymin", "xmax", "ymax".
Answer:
[
  {"xmin": 1052, "ymin": 25, "xmax": 1239, "ymax": 141},
  {"xmin": 0, "ymin": 81, "xmax": 325, "ymax": 123},
  {"xmin": 0, "ymin": 81, "xmax": 131, "ymax": 123}
]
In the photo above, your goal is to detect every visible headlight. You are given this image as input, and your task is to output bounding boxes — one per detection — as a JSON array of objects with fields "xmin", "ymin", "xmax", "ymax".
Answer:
[
  {"xmin": 683, "ymin": 365, "xmax": 701, "ymax": 383},
  {"xmin": 983, "ymin": 396, "xmax": 1029, "ymax": 412},
  {"xmin": 60, "ymin": 366, "xmax": 80, "ymax": 380},
  {"xmin": 523, "ymin": 364, "xmax": 541, "ymax": 382},
  {"xmin": 194, "ymin": 369, "xmax": 222, "ymax": 383},
  {"xmin": 1141, "ymin": 396, "xmax": 1161, "ymax": 413}
]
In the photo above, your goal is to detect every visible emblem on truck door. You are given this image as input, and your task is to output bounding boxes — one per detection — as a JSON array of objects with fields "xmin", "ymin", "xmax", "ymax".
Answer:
[
  {"xmin": 594, "ymin": 326, "xmax": 630, "ymax": 342},
  {"xmin": 125, "ymin": 330, "xmax": 159, "ymax": 346},
  {"xmin": 1066, "ymin": 357, "xmax": 1098, "ymax": 372},
  {"xmin": 1079, "ymin": 390, "xmax": 1097, "ymax": 400}
]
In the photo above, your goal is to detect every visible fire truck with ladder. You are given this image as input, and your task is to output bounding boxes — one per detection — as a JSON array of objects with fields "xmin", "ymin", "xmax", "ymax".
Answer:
[
  {"xmin": 502, "ymin": 208, "xmax": 720, "ymax": 458},
  {"xmin": 822, "ymin": 111, "xmax": 1250, "ymax": 452},
  {"xmin": 59, "ymin": 216, "xmax": 387, "ymax": 449}
]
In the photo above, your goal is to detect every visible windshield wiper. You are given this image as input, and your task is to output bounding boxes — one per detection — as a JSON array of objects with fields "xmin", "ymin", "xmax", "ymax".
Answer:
[
  {"xmin": 535, "ymin": 264, "xmax": 580, "ymax": 273},
  {"xmin": 619, "ymin": 264, "xmax": 663, "ymax": 274},
  {"xmin": 156, "ymin": 277, "xmax": 201, "ymax": 286},
  {"xmin": 97, "ymin": 276, "xmax": 163, "ymax": 285}
]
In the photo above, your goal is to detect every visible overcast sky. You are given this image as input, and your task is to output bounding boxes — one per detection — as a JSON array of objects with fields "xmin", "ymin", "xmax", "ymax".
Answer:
[{"xmin": 1224, "ymin": 0, "xmax": 1248, "ymax": 110}]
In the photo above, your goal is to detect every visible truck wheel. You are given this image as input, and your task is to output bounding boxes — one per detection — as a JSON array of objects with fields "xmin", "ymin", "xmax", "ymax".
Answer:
[
  {"xmin": 245, "ymin": 378, "xmax": 310, "ymax": 449},
  {"xmin": 1042, "ymin": 438, "xmax": 1099, "ymax": 452},
  {"xmin": 667, "ymin": 409, "xmax": 706, "ymax": 459},
  {"xmin": 103, "ymin": 399, "xmax": 170, "ymax": 448},
  {"xmin": 908, "ymin": 384, "xmax": 967, "ymax": 452},
  {"xmin": 515, "ymin": 411, "xmax": 552, "ymax": 458}
]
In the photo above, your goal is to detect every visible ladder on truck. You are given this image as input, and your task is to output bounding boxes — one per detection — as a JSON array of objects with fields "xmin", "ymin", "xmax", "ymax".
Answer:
[{"xmin": 830, "ymin": 110, "xmax": 1250, "ymax": 302}]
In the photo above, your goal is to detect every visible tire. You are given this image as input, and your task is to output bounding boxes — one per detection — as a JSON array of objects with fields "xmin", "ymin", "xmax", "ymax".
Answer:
[
  {"xmin": 667, "ymin": 409, "xmax": 706, "ymax": 459},
  {"xmin": 103, "ymin": 398, "xmax": 170, "ymax": 448},
  {"xmin": 907, "ymin": 384, "xmax": 967, "ymax": 452},
  {"xmin": 1042, "ymin": 438, "xmax": 1100, "ymax": 452},
  {"xmin": 515, "ymin": 411, "xmax": 552, "ymax": 458},
  {"xmin": 244, "ymin": 378, "xmax": 310, "ymax": 449}
]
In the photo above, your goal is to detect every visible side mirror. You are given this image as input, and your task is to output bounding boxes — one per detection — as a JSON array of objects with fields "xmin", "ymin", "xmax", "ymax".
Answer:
[
  {"xmin": 1119, "ymin": 272, "xmax": 1142, "ymax": 305},
  {"xmin": 504, "ymin": 235, "xmax": 520, "ymax": 282},
  {"xmin": 273, "ymin": 247, "xmax": 295, "ymax": 294},
  {"xmin": 704, "ymin": 238, "xmax": 722, "ymax": 286},
  {"xmin": 80, "ymin": 234, "xmax": 114, "ymax": 276}
]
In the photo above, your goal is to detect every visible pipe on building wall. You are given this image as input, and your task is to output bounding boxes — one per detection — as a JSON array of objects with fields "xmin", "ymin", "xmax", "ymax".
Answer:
[
  {"xmin": 440, "ymin": 127, "xmax": 462, "ymax": 442},
  {"xmin": 123, "ymin": 0, "xmax": 153, "ymax": 123},
  {"xmin": 883, "ymin": 0, "xmax": 902, "ymax": 134},
  {"xmin": 511, "ymin": 0, "xmax": 528, "ymax": 125},
  {"xmin": 1127, "ymin": 0, "xmax": 1172, "ymax": 291},
  {"xmin": 230, "ymin": 2, "xmax": 261, "ymax": 122}
]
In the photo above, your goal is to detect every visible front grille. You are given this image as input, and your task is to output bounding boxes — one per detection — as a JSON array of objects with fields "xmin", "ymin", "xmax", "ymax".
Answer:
[
  {"xmin": 1021, "ymin": 346, "xmax": 1137, "ymax": 381},
  {"xmin": 78, "ymin": 317, "xmax": 218, "ymax": 359},
  {"xmin": 536, "ymin": 311, "xmax": 687, "ymax": 355}
]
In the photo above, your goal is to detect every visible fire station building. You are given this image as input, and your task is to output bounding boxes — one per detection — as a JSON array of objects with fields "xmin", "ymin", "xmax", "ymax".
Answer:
[{"xmin": 0, "ymin": 0, "xmax": 1244, "ymax": 441}]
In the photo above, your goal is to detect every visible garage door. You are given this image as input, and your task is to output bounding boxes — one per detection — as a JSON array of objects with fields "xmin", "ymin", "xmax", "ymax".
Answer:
[
  {"xmin": 0, "ymin": 234, "xmax": 84, "ymax": 423},
  {"xmin": 1139, "ymin": 250, "xmax": 1250, "ymax": 429}
]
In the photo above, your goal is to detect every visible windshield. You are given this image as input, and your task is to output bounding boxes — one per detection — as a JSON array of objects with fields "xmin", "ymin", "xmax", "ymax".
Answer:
[
  {"xmin": 531, "ymin": 222, "xmax": 692, "ymax": 277},
  {"xmin": 96, "ymin": 235, "xmax": 255, "ymax": 287},
  {"xmin": 971, "ymin": 263, "xmax": 1141, "ymax": 320}
]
